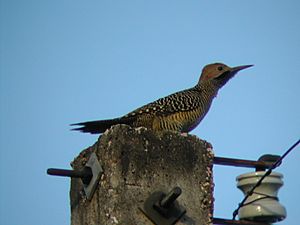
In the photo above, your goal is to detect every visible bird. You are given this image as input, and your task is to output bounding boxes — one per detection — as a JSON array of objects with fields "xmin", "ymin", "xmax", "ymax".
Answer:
[{"xmin": 72, "ymin": 63, "xmax": 253, "ymax": 134}]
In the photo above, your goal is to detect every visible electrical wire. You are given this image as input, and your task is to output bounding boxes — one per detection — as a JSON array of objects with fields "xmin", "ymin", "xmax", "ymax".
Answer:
[{"xmin": 232, "ymin": 138, "xmax": 300, "ymax": 220}]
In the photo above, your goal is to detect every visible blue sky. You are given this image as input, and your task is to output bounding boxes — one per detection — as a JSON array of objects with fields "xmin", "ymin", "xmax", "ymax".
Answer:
[{"xmin": 0, "ymin": 1, "xmax": 299, "ymax": 225}]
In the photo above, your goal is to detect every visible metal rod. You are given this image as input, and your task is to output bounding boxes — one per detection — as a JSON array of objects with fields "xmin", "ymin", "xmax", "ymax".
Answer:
[
  {"xmin": 47, "ymin": 168, "xmax": 84, "ymax": 178},
  {"xmin": 47, "ymin": 167, "xmax": 93, "ymax": 185},
  {"xmin": 213, "ymin": 156, "xmax": 273, "ymax": 169},
  {"xmin": 160, "ymin": 187, "xmax": 182, "ymax": 208},
  {"xmin": 213, "ymin": 217, "xmax": 270, "ymax": 225}
]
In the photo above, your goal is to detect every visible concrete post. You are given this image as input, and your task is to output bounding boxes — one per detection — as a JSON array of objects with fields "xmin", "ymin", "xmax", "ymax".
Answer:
[{"xmin": 70, "ymin": 125, "xmax": 214, "ymax": 225}]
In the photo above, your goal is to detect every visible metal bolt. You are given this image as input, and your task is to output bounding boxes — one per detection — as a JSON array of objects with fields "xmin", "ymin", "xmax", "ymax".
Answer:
[
  {"xmin": 160, "ymin": 186, "xmax": 182, "ymax": 208},
  {"xmin": 47, "ymin": 167, "xmax": 93, "ymax": 185}
]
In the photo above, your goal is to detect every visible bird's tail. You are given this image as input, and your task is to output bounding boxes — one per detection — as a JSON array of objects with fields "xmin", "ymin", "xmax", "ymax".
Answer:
[{"xmin": 71, "ymin": 117, "xmax": 135, "ymax": 134}]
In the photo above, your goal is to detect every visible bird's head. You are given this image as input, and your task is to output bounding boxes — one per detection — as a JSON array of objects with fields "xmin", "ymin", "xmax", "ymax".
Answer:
[{"xmin": 199, "ymin": 63, "xmax": 253, "ymax": 88}]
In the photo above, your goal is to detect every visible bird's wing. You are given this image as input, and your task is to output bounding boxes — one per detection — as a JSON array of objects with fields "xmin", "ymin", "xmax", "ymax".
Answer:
[{"xmin": 123, "ymin": 88, "xmax": 201, "ymax": 118}]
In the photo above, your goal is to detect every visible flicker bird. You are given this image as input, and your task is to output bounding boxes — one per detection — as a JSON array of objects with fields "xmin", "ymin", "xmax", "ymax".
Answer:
[{"xmin": 72, "ymin": 63, "xmax": 253, "ymax": 134}]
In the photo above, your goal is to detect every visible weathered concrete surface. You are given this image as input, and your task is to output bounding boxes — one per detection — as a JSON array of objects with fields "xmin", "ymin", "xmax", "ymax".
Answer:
[{"xmin": 70, "ymin": 124, "xmax": 214, "ymax": 225}]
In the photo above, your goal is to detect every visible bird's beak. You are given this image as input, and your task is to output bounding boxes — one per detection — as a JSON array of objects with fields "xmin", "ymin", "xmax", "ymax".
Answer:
[{"xmin": 231, "ymin": 65, "xmax": 254, "ymax": 73}]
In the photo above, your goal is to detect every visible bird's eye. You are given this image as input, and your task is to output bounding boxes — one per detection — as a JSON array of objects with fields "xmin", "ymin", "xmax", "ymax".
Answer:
[{"xmin": 217, "ymin": 66, "xmax": 223, "ymax": 71}]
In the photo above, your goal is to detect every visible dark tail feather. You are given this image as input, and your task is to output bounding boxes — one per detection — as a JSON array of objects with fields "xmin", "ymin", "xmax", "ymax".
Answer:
[{"xmin": 71, "ymin": 117, "xmax": 134, "ymax": 134}]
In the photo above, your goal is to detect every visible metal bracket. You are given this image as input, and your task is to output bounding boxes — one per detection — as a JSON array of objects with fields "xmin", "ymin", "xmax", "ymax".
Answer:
[
  {"xmin": 47, "ymin": 152, "xmax": 103, "ymax": 200},
  {"xmin": 83, "ymin": 152, "xmax": 103, "ymax": 200},
  {"xmin": 140, "ymin": 187, "xmax": 186, "ymax": 225}
]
